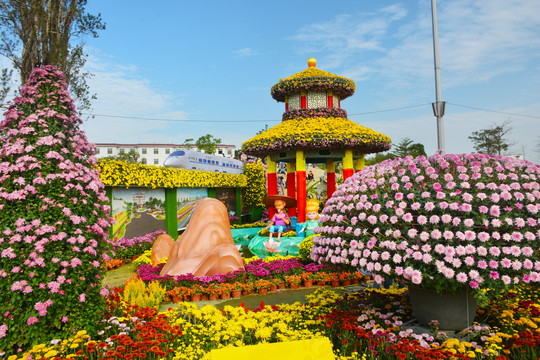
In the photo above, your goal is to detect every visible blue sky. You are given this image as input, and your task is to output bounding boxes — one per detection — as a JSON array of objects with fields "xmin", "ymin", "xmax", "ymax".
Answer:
[{"xmin": 11, "ymin": 0, "xmax": 540, "ymax": 161}]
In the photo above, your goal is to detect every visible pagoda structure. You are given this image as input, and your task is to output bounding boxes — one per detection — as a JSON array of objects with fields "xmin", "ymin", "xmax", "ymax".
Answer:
[{"xmin": 242, "ymin": 58, "xmax": 391, "ymax": 223}]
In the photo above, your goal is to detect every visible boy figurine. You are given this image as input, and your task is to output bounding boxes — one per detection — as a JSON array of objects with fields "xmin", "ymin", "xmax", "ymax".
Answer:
[
  {"xmin": 263, "ymin": 195, "xmax": 297, "ymax": 242},
  {"xmin": 299, "ymin": 199, "xmax": 320, "ymax": 236}
]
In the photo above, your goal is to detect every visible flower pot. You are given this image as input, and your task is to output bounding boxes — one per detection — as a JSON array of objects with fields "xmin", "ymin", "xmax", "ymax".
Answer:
[
  {"xmin": 290, "ymin": 283, "xmax": 299, "ymax": 289},
  {"xmin": 201, "ymin": 294, "xmax": 209, "ymax": 301},
  {"xmin": 408, "ymin": 285, "xmax": 477, "ymax": 331},
  {"xmin": 317, "ymin": 281, "xmax": 325, "ymax": 287},
  {"xmin": 209, "ymin": 294, "xmax": 219, "ymax": 301},
  {"xmin": 331, "ymin": 280, "xmax": 340, "ymax": 287},
  {"xmin": 221, "ymin": 292, "xmax": 231, "ymax": 300},
  {"xmin": 172, "ymin": 295, "xmax": 182, "ymax": 303},
  {"xmin": 341, "ymin": 279, "xmax": 351, "ymax": 286},
  {"xmin": 258, "ymin": 288, "xmax": 268, "ymax": 295},
  {"xmin": 242, "ymin": 290, "xmax": 251, "ymax": 296},
  {"xmin": 164, "ymin": 295, "xmax": 172, "ymax": 302},
  {"xmin": 278, "ymin": 281, "xmax": 286, "ymax": 289},
  {"xmin": 232, "ymin": 289, "xmax": 242, "ymax": 298},
  {"xmin": 269, "ymin": 285, "xmax": 277, "ymax": 292},
  {"xmin": 304, "ymin": 280, "xmax": 313, "ymax": 288},
  {"xmin": 352, "ymin": 278, "xmax": 359, "ymax": 284},
  {"xmin": 191, "ymin": 294, "xmax": 201, "ymax": 302}
]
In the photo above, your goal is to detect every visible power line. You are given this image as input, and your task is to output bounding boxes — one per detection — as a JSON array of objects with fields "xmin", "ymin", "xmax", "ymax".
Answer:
[
  {"xmin": 81, "ymin": 103, "xmax": 432, "ymax": 123},
  {"xmin": 447, "ymin": 102, "xmax": 540, "ymax": 119}
]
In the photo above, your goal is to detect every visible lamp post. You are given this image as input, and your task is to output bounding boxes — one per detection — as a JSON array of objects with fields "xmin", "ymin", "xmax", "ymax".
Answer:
[{"xmin": 431, "ymin": 0, "xmax": 445, "ymax": 154}]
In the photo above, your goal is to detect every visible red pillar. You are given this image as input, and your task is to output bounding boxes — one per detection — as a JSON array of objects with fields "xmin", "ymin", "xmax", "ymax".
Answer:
[
  {"xmin": 286, "ymin": 162, "xmax": 296, "ymax": 218},
  {"xmin": 301, "ymin": 91, "xmax": 307, "ymax": 109},
  {"xmin": 327, "ymin": 90, "xmax": 333, "ymax": 108},
  {"xmin": 326, "ymin": 158, "xmax": 336, "ymax": 199},
  {"xmin": 296, "ymin": 151, "xmax": 306, "ymax": 223},
  {"xmin": 267, "ymin": 156, "xmax": 277, "ymax": 219}
]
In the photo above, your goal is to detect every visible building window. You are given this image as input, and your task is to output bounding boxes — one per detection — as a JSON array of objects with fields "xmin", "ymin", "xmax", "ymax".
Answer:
[
  {"xmin": 141, "ymin": 158, "xmax": 147, "ymax": 164},
  {"xmin": 96, "ymin": 148, "xmax": 100, "ymax": 154},
  {"xmin": 154, "ymin": 148, "xmax": 159, "ymax": 154},
  {"xmin": 119, "ymin": 148, "xmax": 125, "ymax": 154},
  {"xmin": 107, "ymin": 148, "xmax": 113, "ymax": 154},
  {"xmin": 154, "ymin": 159, "xmax": 159, "ymax": 165},
  {"xmin": 165, "ymin": 148, "xmax": 170, "ymax": 154},
  {"xmin": 142, "ymin": 149, "xmax": 147, "ymax": 154}
]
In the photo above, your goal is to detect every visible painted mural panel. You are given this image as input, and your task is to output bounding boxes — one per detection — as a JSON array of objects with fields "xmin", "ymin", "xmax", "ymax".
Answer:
[
  {"xmin": 111, "ymin": 187, "xmax": 166, "ymax": 240},
  {"xmin": 176, "ymin": 188, "xmax": 208, "ymax": 230},
  {"xmin": 216, "ymin": 188, "xmax": 236, "ymax": 214}
]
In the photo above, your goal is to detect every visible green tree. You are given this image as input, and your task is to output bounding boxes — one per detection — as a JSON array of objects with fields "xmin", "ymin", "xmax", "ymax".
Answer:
[
  {"xmin": 196, "ymin": 134, "xmax": 222, "ymax": 154},
  {"xmin": 99, "ymin": 149, "xmax": 140, "ymax": 163},
  {"xmin": 0, "ymin": 68, "xmax": 13, "ymax": 107},
  {"xmin": 256, "ymin": 124, "xmax": 269, "ymax": 135},
  {"xmin": 365, "ymin": 152, "xmax": 393, "ymax": 166},
  {"xmin": 390, "ymin": 137, "xmax": 427, "ymax": 158},
  {"xmin": 0, "ymin": 66, "xmax": 110, "ymax": 351},
  {"xmin": 468, "ymin": 120, "xmax": 513, "ymax": 155},
  {"xmin": 0, "ymin": 0, "xmax": 106, "ymax": 111}
]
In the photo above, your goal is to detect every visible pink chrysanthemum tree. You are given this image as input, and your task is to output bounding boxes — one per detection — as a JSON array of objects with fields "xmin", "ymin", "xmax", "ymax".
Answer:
[{"xmin": 0, "ymin": 66, "xmax": 112, "ymax": 351}]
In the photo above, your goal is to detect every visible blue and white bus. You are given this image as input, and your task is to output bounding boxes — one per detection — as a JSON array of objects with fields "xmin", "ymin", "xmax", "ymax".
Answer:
[{"xmin": 163, "ymin": 149, "xmax": 244, "ymax": 174}]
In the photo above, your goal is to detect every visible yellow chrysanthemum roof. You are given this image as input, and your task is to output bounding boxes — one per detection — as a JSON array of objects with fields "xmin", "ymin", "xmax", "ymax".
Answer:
[
  {"xmin": 270, "ymin": 59, "xmax": 355, "ymax": 102},
  {"xmin": 241, "ymin": 116, "xmax": 391, "ymax": 157}
]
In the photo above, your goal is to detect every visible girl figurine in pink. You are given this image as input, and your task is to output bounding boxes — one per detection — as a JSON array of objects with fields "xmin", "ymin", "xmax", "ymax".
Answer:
[{"xmin": 262, "ymin": 195, "xmax": 297, "ymax": 242}]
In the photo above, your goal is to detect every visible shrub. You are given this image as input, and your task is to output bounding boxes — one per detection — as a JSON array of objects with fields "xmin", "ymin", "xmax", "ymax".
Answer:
[
  {"xmin": 298, "ymin": 235, "xmax": 315, "ymax": 262},
  {"xmin": 313, "ymin": 154, "xmax": 540, "ymax": 302},
  {"xmin": 0, "ymin": 66, "xmax": 112, "ymax": 351}
]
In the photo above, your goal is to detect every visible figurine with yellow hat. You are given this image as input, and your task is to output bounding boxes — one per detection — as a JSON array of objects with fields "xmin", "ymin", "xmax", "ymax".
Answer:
[
  {"xmin": 262, "ymin": 194, "xmax": 297, "ymax": 242},
  {"xmin": 299, "ymin": 198, "xmax": 320, "ymax": 237}
]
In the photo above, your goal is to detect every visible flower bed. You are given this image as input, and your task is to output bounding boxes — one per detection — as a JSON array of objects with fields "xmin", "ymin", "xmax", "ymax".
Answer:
[
  {"xmin": 136, "ymin": 257, "xmax": 363, "ymax": 301},
  {"xmin": 8, "ymin": 285, "xmax": 540, "ymax": 359}
]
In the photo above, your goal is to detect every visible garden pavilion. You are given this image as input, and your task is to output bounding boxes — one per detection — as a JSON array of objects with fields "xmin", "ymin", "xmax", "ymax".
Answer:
[{"xmin": 241, "ymin": 58, "xmax": 392, "ymax": 223}]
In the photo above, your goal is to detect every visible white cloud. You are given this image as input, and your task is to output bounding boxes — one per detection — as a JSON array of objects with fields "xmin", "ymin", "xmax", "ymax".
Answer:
[
  {"xmin": 233, "ymin": 48, "xmax": 260, "ymax": 58},
  {"xmin": 81, "ymin": 51, "xmax": 190, "ymax": 144}
]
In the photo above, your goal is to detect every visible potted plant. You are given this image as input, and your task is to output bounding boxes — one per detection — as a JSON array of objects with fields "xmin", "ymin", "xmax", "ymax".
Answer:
[
  {"xmin": 207, "ymin": 283, "xmax": 221, "ymax": 301},
  {"xmin": 301, "ymin": 272, "xmax": 316, "ymax": 287},
  {"xmin": 231, "ymin": 282, "xmax": 243, "ymax": 298},
  {"xmin": 286, "ymin": 275, "xmax": 301, "ymax": 289},
  {"xmin": 313, "ymin": 154, "xmax": 540, "ymax": 330}
]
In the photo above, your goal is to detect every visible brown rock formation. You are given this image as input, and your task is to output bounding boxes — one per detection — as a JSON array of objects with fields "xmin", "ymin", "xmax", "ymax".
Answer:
[
  {"xmin": 150, "ymin": 233, "xmax": 176, "ymax": 267},
  {"xmin": 159, "ymin": 198, "xmax": 244, "ymax": 277}
]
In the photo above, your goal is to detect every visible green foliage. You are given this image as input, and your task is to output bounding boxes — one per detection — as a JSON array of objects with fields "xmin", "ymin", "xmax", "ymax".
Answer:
[
  {"xmin": 468, "ymin": 120, "xmax": 514, "ymax": 155},
  {"xmin": 0, "ymin": 66, "xmax": 111, "ymax": 351},
  {"xmin": 0, "ymin": 0, "xmax": 106, "ymax": 111},
  {"xmin": 390, "ymin": 137, "xmax": 426, "ymax": 158},
  {"xmin": 195, "ymin": 134, "xmax": 222, "ymax": 154},
  {"xmin": 99, "ymin": 149, "xmax": 140, "ymax": 163}
]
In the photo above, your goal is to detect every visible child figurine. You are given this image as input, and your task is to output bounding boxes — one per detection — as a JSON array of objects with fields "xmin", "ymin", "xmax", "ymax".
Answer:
[
  {"xmin": 262, "ymin": 195, "xmax": 297, "ymax": 242},
  {"xmin": 299, "ymin": 199, "xmax": 320, "ymax": 236}
]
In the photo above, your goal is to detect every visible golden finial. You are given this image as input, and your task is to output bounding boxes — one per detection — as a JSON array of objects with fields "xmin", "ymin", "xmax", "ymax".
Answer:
[{"xmin": 307, "ymin": 58, "xmax": 316, "ymax": 68}]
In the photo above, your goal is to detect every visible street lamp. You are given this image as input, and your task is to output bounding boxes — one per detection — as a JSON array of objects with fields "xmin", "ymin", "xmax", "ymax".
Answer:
[{"xmin": 431, "ymin": 0, "xmax": 445, "ymax": 154}]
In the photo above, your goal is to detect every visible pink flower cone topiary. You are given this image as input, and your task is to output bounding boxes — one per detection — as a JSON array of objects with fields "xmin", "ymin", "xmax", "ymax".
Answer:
[{"xmin": 0, "ymin": 66, "xmax": 112, "ymax": 351}]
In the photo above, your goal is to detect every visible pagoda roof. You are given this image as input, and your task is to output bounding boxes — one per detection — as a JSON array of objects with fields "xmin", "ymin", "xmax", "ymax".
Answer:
[
  {"xmin": 270, "ymin": 66, "xmax": 355, "ymax": 102},
  {"xmin": 241, "ymin": 116, "xmax": 391, "ymax": 158}
]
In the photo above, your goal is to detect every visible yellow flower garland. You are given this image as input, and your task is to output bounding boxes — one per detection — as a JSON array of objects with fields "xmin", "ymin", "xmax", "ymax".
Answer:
[
  {"xmin": 97, "ymin": 160, "xmax": 247, "ymax": 189},
  {"xmin": 242, "ymin": 116, "xmax": 391, "ymax": 157}
]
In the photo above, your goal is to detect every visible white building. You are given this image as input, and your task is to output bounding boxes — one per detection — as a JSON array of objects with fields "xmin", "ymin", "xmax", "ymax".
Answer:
[{"xmin": 94, "ymin": 143, "xmax": 236, "ymax": 166}]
